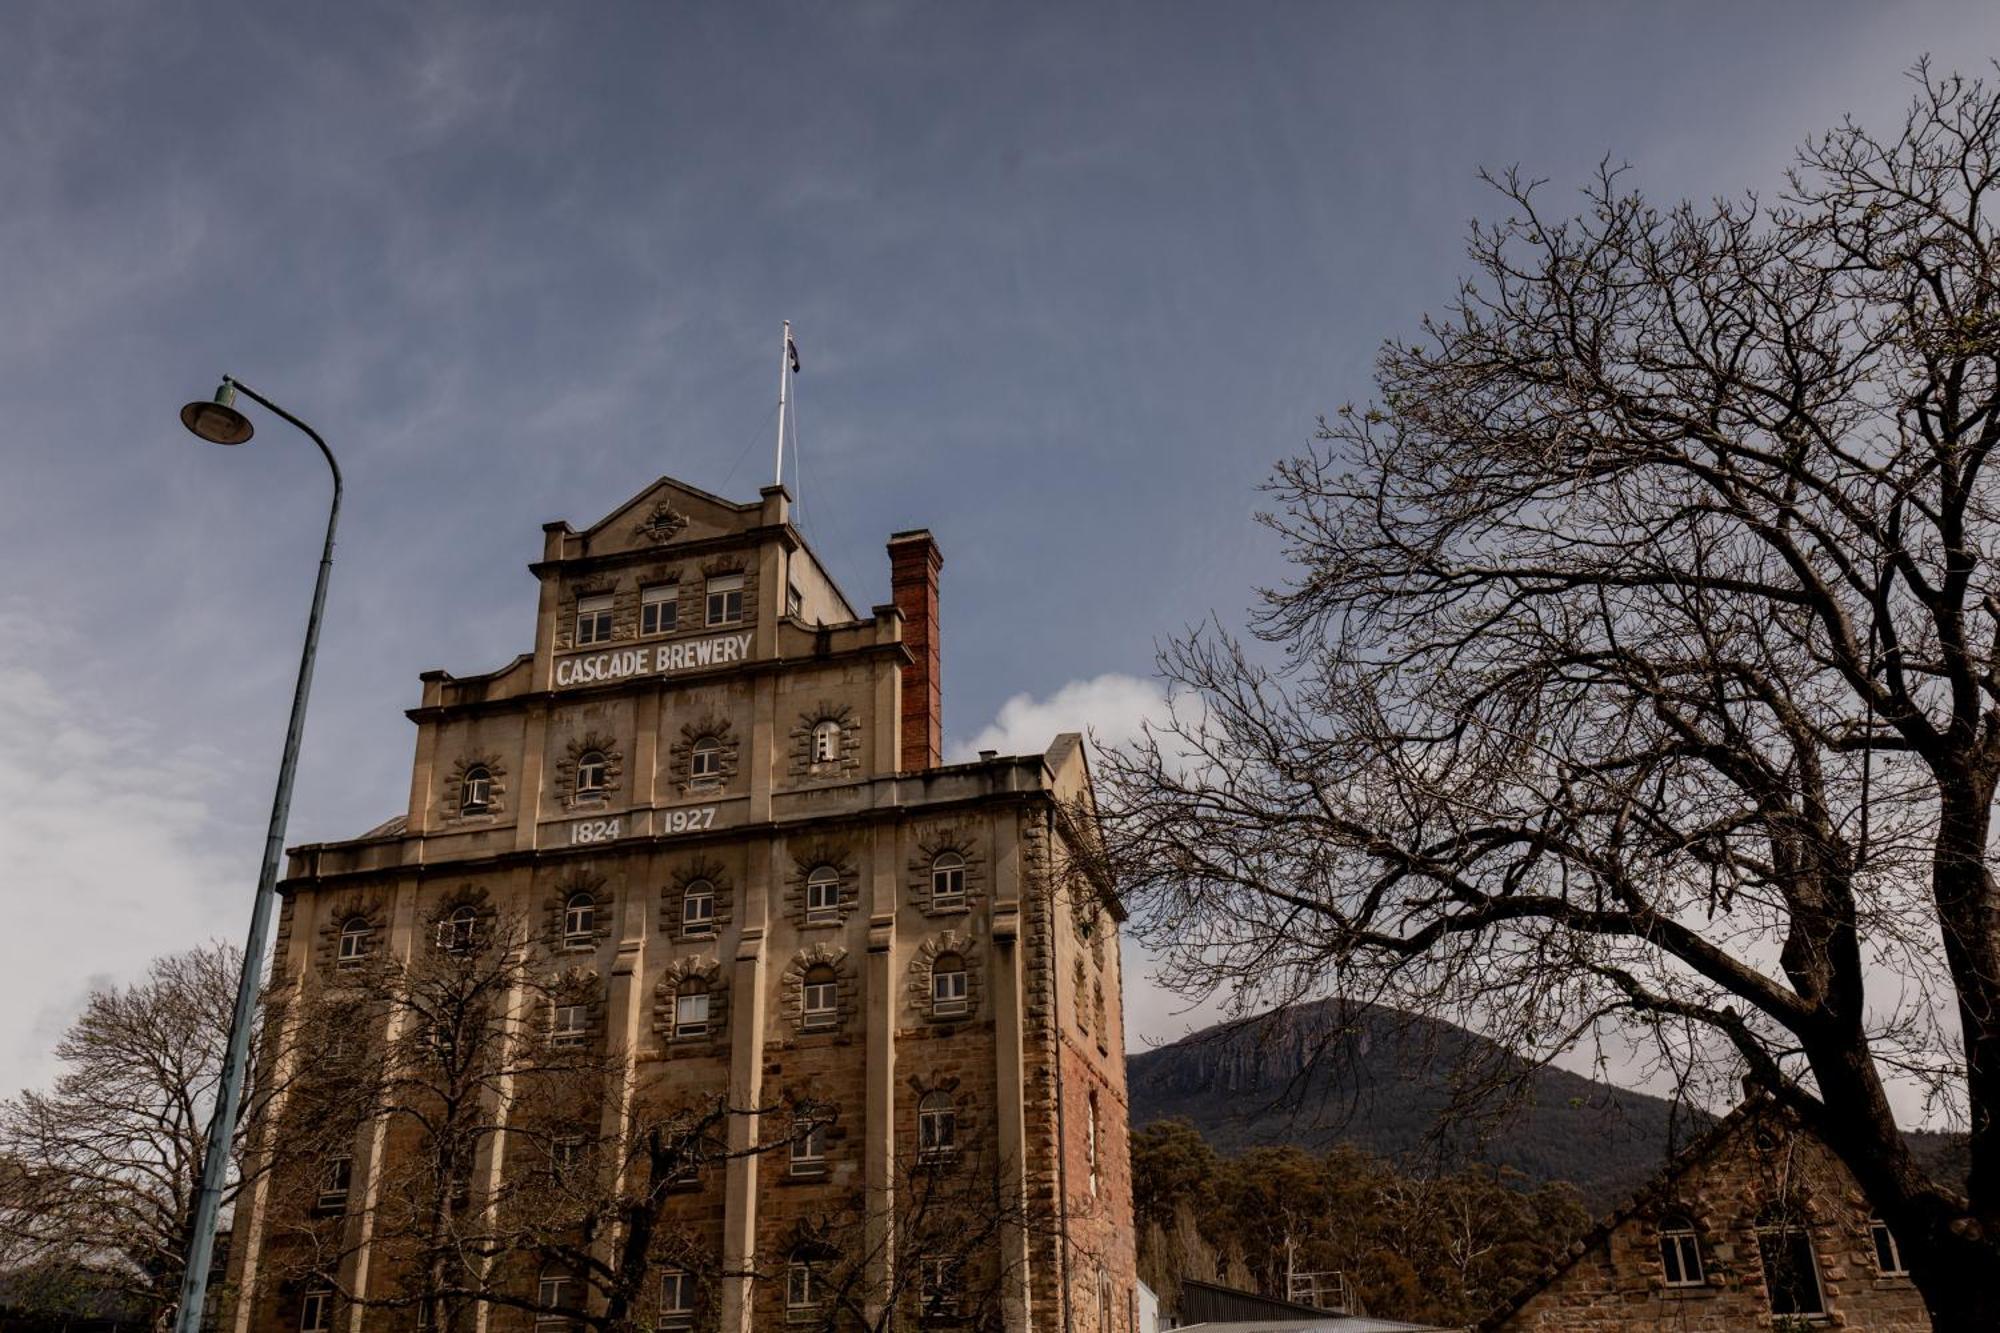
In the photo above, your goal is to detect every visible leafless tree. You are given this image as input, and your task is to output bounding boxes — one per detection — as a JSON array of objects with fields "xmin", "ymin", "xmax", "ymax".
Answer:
[
  {"xmin": 1097, "ymin": 62, "xmax": 2000, "ymax": 1329},
  {"xmin": 0, "ymin": 944, "xmax": 256, "ymax": 1333},
  {"xmin": 773, "ymin": 1142, "xmax": 1066, "ymax": 1333}
]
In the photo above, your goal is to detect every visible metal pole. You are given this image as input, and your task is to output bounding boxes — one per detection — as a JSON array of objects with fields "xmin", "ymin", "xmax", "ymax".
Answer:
[
  {"xmin": 773, "ymin": 319, "xmax": 790, "ymax": 487},
  {"xmin": 173, "ymin": 378, "xmax": 342, "ymax": 1333}
]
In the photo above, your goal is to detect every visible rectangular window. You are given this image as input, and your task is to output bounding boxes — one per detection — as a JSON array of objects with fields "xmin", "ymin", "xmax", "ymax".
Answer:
[
  {"xmin": 786, "ymin": 1263, "xmax": 820, "ymax": 1310},
  {"xmin": 318, "ymin": 1155, "xmax": 353, "ymax": 1210},
  {"xmin": 919, "ymin": 1257, "xmax": 960, "ymax": 1316},
  {"xmin": 300, "ymin": 1290, "xmax": 332, "ymax": 1333},
  {"xmin": 805, "ymin": 874, "xmax": 841, "ymax": 924},
  {"xmin": 919, "ymin": 1106, "xmax": 957, "ymax": 1160},
  {"xmin": 659, "ymin": 1270, "xmax": 694, "ymax": 1329},
  {"xmin": 1659, "ymin": 1231, "xmax": 1703, "ymax": 1286},
  {"xmin": 1758, "ymin": 1226, "xmax": 1825, "ymax": 1316},
  {"xmin": 790, "ymin": 1122, "xmax": 826, "ymax": 1175},
  {"xmin": 574, "ymin": 594, "xmax": 614, "ymax": 646},
  {"xmin": 705, "ymin": 573, "xmax": 744, "ymax": 626},
  {"xmin": 1870, "ymin": 1220, "xmax": 1907, "ymax": 1276},
  {"xmin": 640, "ymin": 585, "xmax": 678, "ymax": 636},
  {"xmin": 552, "ymin": 1135, "xmax": 584, "ymax": 1174},
  {"xmin": 675, "ymin": 991, "xmax": 710, "ymax": 1037},
  {"xmin": 933, "ymin": 968, "xmax": 969, "ymax": 1016},
  {"xmin": 786, "ymin": 583, "xmax": 803, "ymax": 617},
  {"xmin": 551, "ymin": 1004, "xmax": 588, "ymax": 1047},
  {"xmin": 802, "ymin": 981, "xmax": 837, "ymax": 1029}
]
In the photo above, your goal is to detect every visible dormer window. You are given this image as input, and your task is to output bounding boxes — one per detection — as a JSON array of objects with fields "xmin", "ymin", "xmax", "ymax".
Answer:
[
  {"xmin": 575, "ymin": 751, "xmax": 608, "ymax": 798},
  {"xmin": 574, "ymin": 594, "xmax": 614, "ymax": 646},
  {"xmin": 705, "ymin": 574, "xmax": 744, "ymax": 626},
  {"xmin": 460, "ymin": 765, "xmax": 492, "ymax": 816},
  {"xmin": 812, "ymin": 720, "xmax": 841, "ymax": 765},
  {"xmin": 641, "ymin": 585, "xmax": 678, "ymax": 636},
  {"xmin": 690, "ymin": 738, "xmax": 722, "ymax": 785}
]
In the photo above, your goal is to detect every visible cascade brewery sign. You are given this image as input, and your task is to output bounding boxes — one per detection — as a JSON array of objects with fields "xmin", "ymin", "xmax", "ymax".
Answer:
[{"xmin": 554, "ymin": 632, "xmax": 754, "ymax": 687}]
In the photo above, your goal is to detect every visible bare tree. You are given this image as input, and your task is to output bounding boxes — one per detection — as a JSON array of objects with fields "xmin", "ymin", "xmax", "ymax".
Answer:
[
  {"xmin": 1098, "ymin": 63, "xmax": 2000, "ymax": 1329},
  {"xmin": 774, "ymin": 1143, "xmax": 1063, "ymax": 1333},
  {"xmin": 0, "ymin": 944, "xmax": 255, "ymax": 1332}
]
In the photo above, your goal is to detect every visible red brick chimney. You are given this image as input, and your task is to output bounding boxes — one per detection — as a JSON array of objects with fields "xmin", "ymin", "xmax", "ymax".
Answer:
[{"xmin": 888, "ymin": 529, "xmax": 943, "ymax": 771}]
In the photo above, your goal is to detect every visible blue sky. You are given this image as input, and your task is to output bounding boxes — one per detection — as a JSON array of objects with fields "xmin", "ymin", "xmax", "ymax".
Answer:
[{"xmin": 3, "ymin": 0, "xmax": 1997, "ymax": 1096}]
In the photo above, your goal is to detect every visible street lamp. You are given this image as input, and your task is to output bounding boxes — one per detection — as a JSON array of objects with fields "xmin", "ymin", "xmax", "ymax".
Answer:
[{"xmin": 171, "ymin": 376, "xmax": 342, "ymax": 1333}]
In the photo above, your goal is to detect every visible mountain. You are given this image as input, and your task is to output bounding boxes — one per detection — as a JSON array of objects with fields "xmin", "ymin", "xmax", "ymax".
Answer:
[{"xmin": 1126, "ymin": 1000, "xmax": 1705, "ymax": 1208}]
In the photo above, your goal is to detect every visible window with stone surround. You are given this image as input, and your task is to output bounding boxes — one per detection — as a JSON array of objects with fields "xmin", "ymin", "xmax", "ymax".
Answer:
[
  {"xmin": 299, "ymin": 1288, "xmax": 332, "ymax": 1333},
  {"xmin": 932, "ymin": 953, "xmax": 969, "ymax": 1017},
  {"xmin": 802, "ymin": 965, "xmax": 838, "ymax": 1029},
  {"xmin": 460, "ymin": 765, "xmax": 492, "ymax": 815},
  {"xmin": 1756, "ymin": 1220, "xmax": 1824, "ymax": 1317},
  {"xmin": 682, "ymin": 881, "xmax": 715, "ymax": 935},
  {"xmin": 1086, "ymin": 1092, "xmax": 1101, "ymax": 1198},
  {"xmin": 551, "ymin": 1003, "xmax": 588, "ymax": 1047},
  {"xmin": 641, "ymin": 584, "xmax": 679, "ymax": 636},
  {"xmin": 786, "ymin": 1252, "xmax": 823, "ymax": 1312},
  {"xmin": 675, "ymin": 980, "xmax": 710, "ymax": 1038},
  {"xmin": 552, "ymin": 1135, "xmax": 584, "ymax": 1176},
  {"xmin": 535, "ymin": 1271, "xmax": 574, "ymax": 1332},
  {"xmin": 919, "ymin": 1256, "xmax": 962, "ymax": 1319},
  {"xmin": 317, "ymin": 1155, "xmax": 352, "ymax": 1211},
  {"xmin": 1870, "ymin": 1219, "xmax": 1907, "ymax": 1276},
  {"xmin": 659, "ymin": 1269, "xmax": 694, "ymax": 1330},
  {"xmin": 1657, "ymin": 1214, "xmax": 1703, "ymax": 1287},
  {"xmin": 789, "ymin": 1118, "xmax": 827, "ymax": 1176},
  {"xmin": 690, "ymin": 737, "xmax": 722, "ymax": 786},
  {"xmin": 805, "ymin": 867, "xmax": 841, "ymax": 925},
  {"xmin": 438, "ymin": 905, "xmax": 479, "ymax": 953},
  {"xmin": 575, "ymin": 594, "xmax": 614, "ymax": 646},
  {"xmin": 705, "ymin": 573, "xmax": 744, "ymax": 626},
  {"xmin": 563, "ymin": 893, "xmax": 596, "ymax": 948},
  {"xmin": 930, "ymin": 852, "xmax": 965, "ymax": 909},
  {"xmin": 338, "ymin": 917, "xmax": 373, "ymax": 967},
  {"xmin": 918, "ymin": 1092, "xmax": 957, "ymax": 1162},
  {"xmin": 812, "ymin": 719, "xmax": 841, "ymax": 765},
  {"xmin": 575, "ymin": 751, "xmax": 608, "ymax": 799}
]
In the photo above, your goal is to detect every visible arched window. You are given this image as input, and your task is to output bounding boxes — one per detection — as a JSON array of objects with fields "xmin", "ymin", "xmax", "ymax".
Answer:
[
  {"xmin": 563, "ymin": 892, "xmax": 595, "ymax": 947},
  {"xmin": 337, "ymin": 917, "xmax": 373, "ymax": 966},
  {"xmin": 438, "ymin": 905, "xmax": 478, "ymax": 952},
  {"xmin": 812, "ymin": 719, "xmax": 841, "ymax": 765},
  {"xmin": 536, "ymin": 1269, "xmax": 574, "ymax": 1332},
  {"xmin": 575, "ymin": 751, "xmax": 607, "ymax": 798},
  {"xmin": 930, "ymin": 852, "xmax": 966, "ymax": 909},
  {"xmin": 918, "ymin": 1091, "xmax": 957, "ymax": 1161},
  {"xmin": 805, "ymin": 866, "xmax": 841, "ymax": 923},
  {"xmin": 690, "ymin": 737, "xmax": 722, "ymax": 784},
  {"xmin": 682, "ymin": 880, "xmax": 716, "ymax": 935},
  {"xmin": 785, "ymin": 1249, "xmax": 823, "ymax": 1311},
  {"xmin": 932, "ymin": 952, "xmax": 969, "ymax": 1017},
  {"xmin": 1658, "ymin": 1213, "xmax": 1703, "ymax": 1287},
  {"xmin": 675, "ymin": 978, "xmax": 710, "ymax": 1038},
  {"xmin": 460, "ymin": 765, "xmax": 492, "ymax": 815},
  {"xmin": 802, "ymin": 964, "xmax": 838, "ymax": 1029}
]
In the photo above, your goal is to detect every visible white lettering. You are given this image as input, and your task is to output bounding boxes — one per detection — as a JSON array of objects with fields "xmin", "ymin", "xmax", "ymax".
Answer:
[{"xmin": 556, "ymin": 633, "xmax": 760, "ymax": 689}]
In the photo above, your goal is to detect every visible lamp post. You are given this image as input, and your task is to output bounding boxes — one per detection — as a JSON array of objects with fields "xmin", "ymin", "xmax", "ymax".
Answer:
[{"xmin": 172, "ymin": 377, "xmax": 342, "ymax": 1333}]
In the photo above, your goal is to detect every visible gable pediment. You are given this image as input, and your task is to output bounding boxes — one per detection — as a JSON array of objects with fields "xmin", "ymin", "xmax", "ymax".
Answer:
[{"xmin": 574, "ymin": 477, "xmax": 759, "ymax": 558}]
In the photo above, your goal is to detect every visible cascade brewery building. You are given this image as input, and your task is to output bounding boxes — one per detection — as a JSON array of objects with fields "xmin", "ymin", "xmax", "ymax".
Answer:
[{"xmin": 225, "ymin": 479, "xmax": 1136, "ymax": 1333}]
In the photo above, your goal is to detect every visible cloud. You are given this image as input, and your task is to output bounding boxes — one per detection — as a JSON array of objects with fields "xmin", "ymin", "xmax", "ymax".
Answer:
[
  {"xmin": 948, "ymin": 671, "xmax": 1167, "ymax": 763},
  {"xmin": 0, "ymin": 603, "xmax": 250, "ymax": 1098}
]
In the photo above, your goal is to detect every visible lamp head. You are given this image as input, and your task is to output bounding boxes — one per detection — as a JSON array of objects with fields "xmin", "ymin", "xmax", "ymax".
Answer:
[{"xmin": 179, "ymin": 380, "xmax": 254, "ymax": 445}]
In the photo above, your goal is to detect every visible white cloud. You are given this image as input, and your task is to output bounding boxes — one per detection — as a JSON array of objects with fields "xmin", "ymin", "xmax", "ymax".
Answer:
[
  {"xmin": 948, "ymin": 671, "xmax": 1168, "ymax": 763},
  {"xmin": 0, "ymin": 604, "xmax": 249, "ymax": 1098}
]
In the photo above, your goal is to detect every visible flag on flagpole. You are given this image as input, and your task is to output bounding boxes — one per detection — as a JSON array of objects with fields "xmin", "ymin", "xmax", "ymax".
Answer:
[{"xmin": 787, "ymin": 333, "xmax": 801, "ymax": 373}]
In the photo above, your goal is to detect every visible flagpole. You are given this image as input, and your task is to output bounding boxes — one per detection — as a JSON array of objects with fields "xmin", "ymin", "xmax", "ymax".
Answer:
[{"xmin": 773, "ymin": 319, "xmax": 791, "ymax": 488}]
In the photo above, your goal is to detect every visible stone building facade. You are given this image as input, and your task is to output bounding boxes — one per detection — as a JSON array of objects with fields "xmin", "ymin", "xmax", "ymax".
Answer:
[
  {"xmin": 1481, "ymin": 1100, "xmax": 1930, "ymax": 1331},
  {"xmin": 224, "ymin": 478, "xmax": 1136, "ymax": 1333}
]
